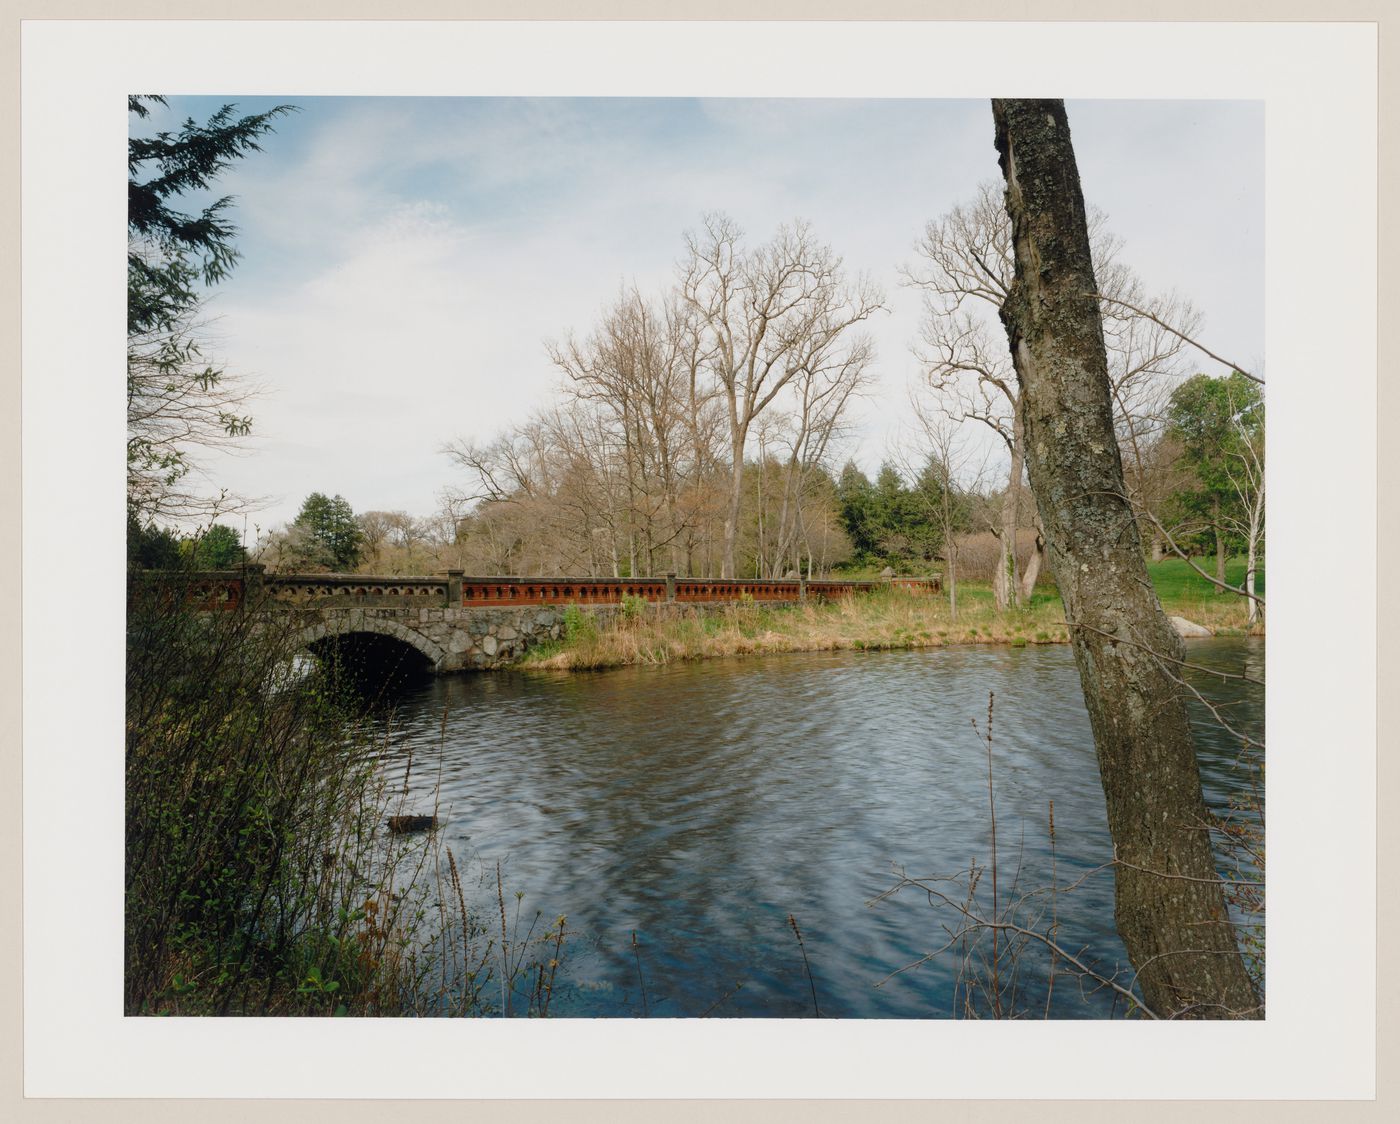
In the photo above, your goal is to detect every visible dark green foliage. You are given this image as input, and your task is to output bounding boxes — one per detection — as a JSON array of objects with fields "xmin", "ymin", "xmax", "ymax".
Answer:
[
  {"xmin": 127, "ymin": 512, "xmax": 249, "ymax": 571},
  {"xmin": 835, "ymin": 460, "xmax": 945, "ymax": 570},
  {"xmin": 1167, "ymin": 372, "xmax": 1263, "ymax": 491},
  {"xmin": 286, "ymin": 493, "xmax": 366, "ymax": 572},
  {"xmin": 127, "ymin": 507, "xmax": 183, "ymax": 570},
  {"xmin": 836, "ymin": 461, "xmax": 879, "ymax": 560},
  {"xmin": 184, "ymin": 523, "xmax": 248, "ymax": 569},
  {"xmin": 128, "ymin": 96, "xmax": 295, "ymax": 336},
  {"xmin": 1164, "ymin": 371, "xmax": 1264, "ymax": 554}
]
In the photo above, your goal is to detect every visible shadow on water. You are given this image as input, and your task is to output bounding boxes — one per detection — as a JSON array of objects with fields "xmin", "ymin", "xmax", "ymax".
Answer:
[{"xmin": 357, "ymin": 639, "xmax": 1263, "ymax": 1018}]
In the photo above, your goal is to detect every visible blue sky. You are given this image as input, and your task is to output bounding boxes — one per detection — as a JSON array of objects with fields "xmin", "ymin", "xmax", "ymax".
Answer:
[{"xmin": 134, "ymin": 96, "xmax": 1264, "ymax": 538}]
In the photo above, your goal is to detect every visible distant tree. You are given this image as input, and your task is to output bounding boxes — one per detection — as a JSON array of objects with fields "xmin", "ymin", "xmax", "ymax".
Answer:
[
  {"xmin": 285, "ymin": 493, "xmax": 364, "ymax": 572},
  {"xmin": 680, "ymin": 213, "xmax": 883, "ymax": 578},
  {"xmin": 832, "ymin": 461, "xmax": 943, "ymax": 571},
  {"xmin": 898, "ymin": 396, "xmax": 981, "ymax": 617},
  {"xmin": 870, "ymin": 462, "xmax": 941, "ymax": 568},
  {"xmin": 835, "ymin": 461, "xmax": 878, "ymax": 564},
  {"xmin": 1165, "ymin": 372, "xmax": 1264, "ymax": 587},
  {"xmin": 905, "ymin": 181, "xmax": 1199, "ymax": 609},
  {"xmin": 126, "ymin": 509, "xmax": 183, "ymax": 570},
  {"xmin": 184, "ymin": 523, "xmax": 247, "ymax": 569}
]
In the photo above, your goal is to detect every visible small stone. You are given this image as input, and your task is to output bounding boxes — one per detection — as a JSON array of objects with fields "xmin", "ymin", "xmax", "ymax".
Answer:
[{"xmin": 482, "ymin": 634, "xmax": 498, "ymax": 657}]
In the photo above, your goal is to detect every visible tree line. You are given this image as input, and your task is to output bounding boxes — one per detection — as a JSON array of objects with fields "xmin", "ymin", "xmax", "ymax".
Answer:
[{"xmin": 125, "ymin": 95, "xmax": 1261, "ymax": 596}]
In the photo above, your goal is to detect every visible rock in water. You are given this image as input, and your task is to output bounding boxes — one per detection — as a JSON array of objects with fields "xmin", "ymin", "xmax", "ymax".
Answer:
[
  {"xmin": 387, "ymin": 814, "xmax": 439, "ymax": 833},
  {"xmin": 1169, "ymin": 616, "xmax": 1213, "ymax": 638}
]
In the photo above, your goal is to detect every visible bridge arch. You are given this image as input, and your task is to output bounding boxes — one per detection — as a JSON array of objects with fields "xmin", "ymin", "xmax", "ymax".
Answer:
[{"xmin": 292, "ymin": 615, "xmax": 450, "ymax": 673}]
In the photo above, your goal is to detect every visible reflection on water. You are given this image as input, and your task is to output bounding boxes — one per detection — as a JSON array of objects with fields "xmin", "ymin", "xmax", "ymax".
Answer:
[{"xmin": 367, "ymin": 639, "xmax": 1263, "ymax": 1018}]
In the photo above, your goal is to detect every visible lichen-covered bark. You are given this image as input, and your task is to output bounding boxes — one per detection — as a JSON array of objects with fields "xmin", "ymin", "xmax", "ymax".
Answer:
[{"xmin": 991, "ymin": 99, "xmax": 1260, "ymax": 1018}]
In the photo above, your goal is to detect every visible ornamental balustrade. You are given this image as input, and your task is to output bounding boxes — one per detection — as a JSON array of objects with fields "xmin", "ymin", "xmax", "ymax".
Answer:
[{"xmin": 132, "ymin": 566, "xmax": 941, "ymax": 610}]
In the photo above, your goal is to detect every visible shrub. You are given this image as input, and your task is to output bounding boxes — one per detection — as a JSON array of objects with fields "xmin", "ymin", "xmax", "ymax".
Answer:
[
  {"xmin": 125, "ymin": 576, "xmax": 508, "ymax": 1016},
  {"xmin": 562, "ymin": 604, "xmax": 597, "ymax": 643}
]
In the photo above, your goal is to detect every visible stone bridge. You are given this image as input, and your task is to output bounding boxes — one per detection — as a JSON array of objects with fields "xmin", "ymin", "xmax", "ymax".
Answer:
[{"xmin": 166, "ymin": 568, "xmax": 941, "ymax": 674}]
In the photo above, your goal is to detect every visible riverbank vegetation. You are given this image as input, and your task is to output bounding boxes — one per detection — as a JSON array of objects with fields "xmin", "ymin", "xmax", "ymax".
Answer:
[
  {"xmin": 522, "ymin": 585, "xmax": 1067, "ymax": 671},
  {"xmin": 521, "ymin": 558, "xmax": 1261, "ymax": 672},
  {"xmin": 125, "ymin": 580, "xmax": 572, "ymax": 1016}
]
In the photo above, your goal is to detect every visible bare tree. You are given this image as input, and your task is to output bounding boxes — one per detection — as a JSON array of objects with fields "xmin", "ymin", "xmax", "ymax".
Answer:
[
  {"xmin": 906, "ymin": 183, "xmax": 1196, "ymax": 606},
  {"xmin": 441, "ymin": 217, "xmax": 874, "ymax": 582},
  {"xmin": 761, "ymin": 332, "xmax": 873, "ymax": 578},
  {"xmin": 904, "ymin": 396, "xmax": 981, "ymax": 621},
  {"xmin": 680, "ymin": 213, "xmax": 883, "ymax": 578},
  {"xmin": 992, "ymin": 97, "xmax": 1260, "ymax": 1019},
  {"xmin": 904, "ymin": 187, "xmax": 1027, "ymax": 610},
  {"xmin": 1220, "ymin": 395, "xmax": 1266, "ymax": 627},
  {"xmin": 127, "ymin": 309, "xmax": 262, "ymax": 523},
  {"xmin": 547, "ymin": 289, "xmax": 721, "ymax": 577}
]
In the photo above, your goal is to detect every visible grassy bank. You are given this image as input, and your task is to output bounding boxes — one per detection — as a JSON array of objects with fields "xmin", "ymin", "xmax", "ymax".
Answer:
[
  {"xmin": 521, "ymin": 559, "xmax": 1262, "ymax": 672},
  {"xmin": 522, "ymin": 585, "xmax": 1070, "ymax": 671},
  {"xmin": 1147, "ymin": 556, "xmax": 1264, "ymax": 634}
]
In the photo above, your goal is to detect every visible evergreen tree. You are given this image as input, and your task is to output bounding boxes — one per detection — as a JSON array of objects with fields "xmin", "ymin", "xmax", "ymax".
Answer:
[
  {"xmin": 835, "ymin": 461, "xmax": 878, "ymax": 562},
  {"xmin": 128, "ymin": 96, "xmax": 295, "ymax": 335},
  {"xmin": 870, "ymin": 462, "xmax": 942, "ymax": 569},
  {"xmin": 184, "ymin": 523, "xmax": 248, "ymax": 569},
  {"xmin": 286, "ymin": 493, "xmax": 364, "ymax": 572},
  {"xmin": 128, "ymin": 96, "xmax": 294, "ymax": 519},
  {"xmin": 126, "ymin": 509, "xmax": 183, "ymax": 570}
]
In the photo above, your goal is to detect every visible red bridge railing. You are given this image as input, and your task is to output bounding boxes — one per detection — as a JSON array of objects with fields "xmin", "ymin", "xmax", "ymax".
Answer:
[{"xmin": 136, "ymin": 568, "xmax": 941, "ymax": 609}]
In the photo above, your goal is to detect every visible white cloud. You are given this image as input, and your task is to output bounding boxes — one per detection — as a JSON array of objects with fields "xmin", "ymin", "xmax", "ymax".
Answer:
[{"xmin": 188, "ymin": 96, "xmax": 1263, "ymax": 535}]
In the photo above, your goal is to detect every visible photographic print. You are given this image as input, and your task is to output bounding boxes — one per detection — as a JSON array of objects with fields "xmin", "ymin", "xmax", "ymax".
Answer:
[{"xmin": 123, "ymin": 92, "xmax": 1266, "ymax": 1021}]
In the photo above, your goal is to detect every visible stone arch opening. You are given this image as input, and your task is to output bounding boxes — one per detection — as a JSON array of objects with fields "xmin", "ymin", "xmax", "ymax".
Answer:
[{"xmin": 294, "ymin": 618, "xmax": 446, "ymax": 697}]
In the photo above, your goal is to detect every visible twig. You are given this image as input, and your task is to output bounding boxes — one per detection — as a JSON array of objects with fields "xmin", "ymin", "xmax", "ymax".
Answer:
[
  {"xmin": 878, "ymin": 876, "xmax": 1159, "ymax": 1018},
  {"xmin": 787, "ymin": 914, "xmax": 822, "ymax": 1017},
  {"xmin": 1095, "ymin": 294, "xmax": 1263, "ymax": 385},
  {"xmin": 1045, "ymin": 800, "xmax": 1057, "ymax": 1019},
  {"xmin": 1072, "ymin": 621, "xmax": 1264, "ymax": 686},
  {"xmin": 631, "ymin": 930, "xmax": 649, "ymax": 1018},
  {"xmin": 700, "ymin": 980, "xmax": 745, "ymax": 1018},
  {"xmin": 1112, "ymin": 847, "xmax": 1263, "ymax": 888}
]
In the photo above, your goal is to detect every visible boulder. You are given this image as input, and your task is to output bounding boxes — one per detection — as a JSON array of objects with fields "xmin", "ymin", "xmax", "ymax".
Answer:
[{"xmin": 1169, "ymin": 615, "xmax": 1213, "ymax": 638}]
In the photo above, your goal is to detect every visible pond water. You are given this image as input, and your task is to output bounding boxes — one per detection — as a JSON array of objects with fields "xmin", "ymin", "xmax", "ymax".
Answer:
[{"xmin": 367, "ymin": 638, "xmax": 1263, "ymax": 1018}]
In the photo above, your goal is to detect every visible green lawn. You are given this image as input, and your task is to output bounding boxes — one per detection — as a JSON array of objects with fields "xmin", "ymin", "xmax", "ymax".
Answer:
[
  {"xmin": 951, "ymin": 556, "xmax": 1261, "ymax": 632},
  {"xmin": 1147, "ymin": 556, "xmax": 1264, "ymax": 605}
]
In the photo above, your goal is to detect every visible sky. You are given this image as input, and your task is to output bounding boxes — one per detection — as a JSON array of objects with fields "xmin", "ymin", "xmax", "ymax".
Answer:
[{"xmin": 134, "ymin": 96, "xmax": 1264, "ymax": 540}]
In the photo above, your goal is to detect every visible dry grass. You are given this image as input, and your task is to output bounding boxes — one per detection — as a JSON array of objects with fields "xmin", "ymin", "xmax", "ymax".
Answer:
[
  {"xmin": 522, "ymin": 585, "xmax": 1072, "ymax": 671},
  {"xmin": 522, "ymin": 555, "xmax": 1264, "ymax": 672}
]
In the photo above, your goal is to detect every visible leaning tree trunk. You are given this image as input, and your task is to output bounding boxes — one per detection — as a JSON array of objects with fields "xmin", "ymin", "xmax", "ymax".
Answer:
[
  {"xmin": 992, "ymin": 98, "xmax": 1260, "ymax": 1019},
  {"xmin": 995, "ymin": 411, "xmax": 1026, "ymax": 610},
  {"xmin": 1019, "ymin": 511, "xmax": 1046, "ymax": 602}
]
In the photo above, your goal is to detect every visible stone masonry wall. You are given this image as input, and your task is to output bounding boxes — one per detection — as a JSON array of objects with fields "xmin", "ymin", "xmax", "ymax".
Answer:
[{"xmin": 291, "ymin": 600, "xmax": 801, "ymax": 673}]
